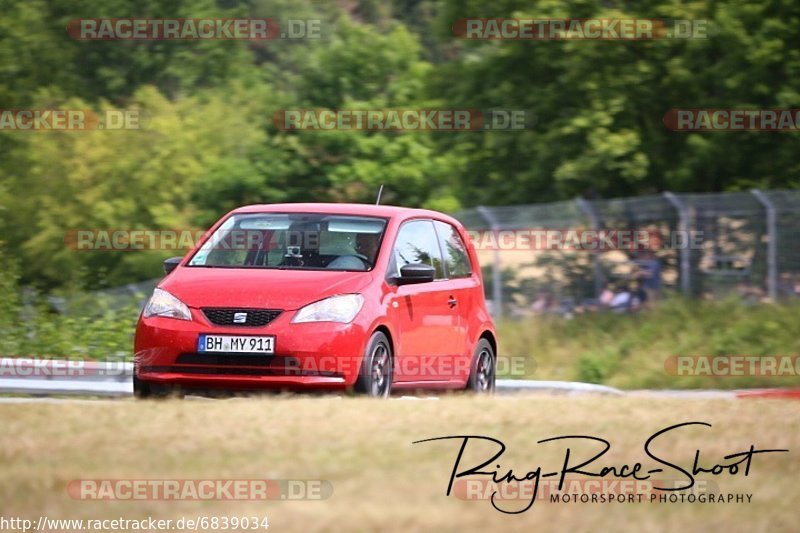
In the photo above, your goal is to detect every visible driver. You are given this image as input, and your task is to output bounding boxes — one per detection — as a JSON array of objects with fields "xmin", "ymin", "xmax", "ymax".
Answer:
[
  {"xmin": 355, "ymin": 232, "xmax": 380, "ymax": 262},
  {"xmin": 326, "ymin": 232, "xmax": 380, "ymax": 270}
]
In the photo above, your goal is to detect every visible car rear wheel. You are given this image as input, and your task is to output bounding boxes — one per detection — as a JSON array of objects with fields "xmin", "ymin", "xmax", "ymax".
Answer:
[
  {"xmin": 354, "ymin": 332, "xmax": 393, "ymax": 398},
  {"xmin": 467, "ymin": 339, "xmax": 495, "ymax": 394}
]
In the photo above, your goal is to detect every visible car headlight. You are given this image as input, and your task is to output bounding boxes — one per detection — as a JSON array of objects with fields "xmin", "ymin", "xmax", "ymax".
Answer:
[
  {"xmin": 292, "ymin": 294, "xmax": 364, "ymax": 324},
  {"xmin": 143, "ymin": 288, "xmax": 192, "ymax": 321}
]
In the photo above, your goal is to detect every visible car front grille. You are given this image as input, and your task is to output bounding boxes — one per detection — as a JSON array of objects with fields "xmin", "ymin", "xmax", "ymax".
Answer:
[{"xmin": 201, "ymin": 308, "xmax": 282, "ymax": 327}]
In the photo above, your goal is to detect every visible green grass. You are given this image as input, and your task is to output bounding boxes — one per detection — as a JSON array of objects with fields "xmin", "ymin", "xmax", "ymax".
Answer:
[{"xmin": 497, "ymin": 296, "xmax": 800, "ymax": 389}]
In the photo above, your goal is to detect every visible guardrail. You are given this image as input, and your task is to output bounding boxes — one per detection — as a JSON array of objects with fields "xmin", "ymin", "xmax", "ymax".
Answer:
[
  {"xmin": 0, "ymin": 358, "xmax": 625, "ymax": 397},
  {"xmin": 0, "ymin": 358, "xmax": 133, "ymax": 396}
]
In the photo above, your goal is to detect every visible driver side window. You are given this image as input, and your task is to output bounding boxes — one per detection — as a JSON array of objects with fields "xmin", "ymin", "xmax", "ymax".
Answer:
[{"xmin": 389, "ymin": 220, "xmax": 444, "ymax": 279}]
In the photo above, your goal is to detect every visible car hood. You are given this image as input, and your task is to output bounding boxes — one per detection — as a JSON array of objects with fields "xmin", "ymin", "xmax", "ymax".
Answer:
[{"xmin": 159, "ymin": 267, "xmax": 375, "ymax": 311}]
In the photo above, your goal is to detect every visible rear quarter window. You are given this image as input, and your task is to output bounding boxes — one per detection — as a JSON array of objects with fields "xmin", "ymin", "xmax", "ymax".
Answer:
[{"xmin": 433, "ymin": 221, "xmax": 472, "ymax": 278}]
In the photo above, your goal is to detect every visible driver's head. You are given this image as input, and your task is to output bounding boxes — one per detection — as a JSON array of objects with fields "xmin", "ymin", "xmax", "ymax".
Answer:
[{"xmin": 355, "ymin": 232, "xmax": 380, "ymax": 259}]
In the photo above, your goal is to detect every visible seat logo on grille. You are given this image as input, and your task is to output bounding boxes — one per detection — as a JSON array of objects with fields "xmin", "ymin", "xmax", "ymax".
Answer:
[{"xmin": 233, "ymin": 312, "xmax": 248, "ymax": 324}]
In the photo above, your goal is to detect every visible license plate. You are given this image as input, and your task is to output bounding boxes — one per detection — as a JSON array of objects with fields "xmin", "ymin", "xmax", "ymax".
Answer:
[{"xmin": 198, "ymin": 334, "xmax": 275, "ymax": 354}]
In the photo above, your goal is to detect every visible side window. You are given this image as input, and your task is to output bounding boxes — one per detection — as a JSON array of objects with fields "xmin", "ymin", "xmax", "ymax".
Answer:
[
  {"xmin": 433, "ymin": 221, "xmax": 472, "ymax": 278},
  {"xmin": 390, "ymin": 220, "xmax": 445, "ymax": 280}
]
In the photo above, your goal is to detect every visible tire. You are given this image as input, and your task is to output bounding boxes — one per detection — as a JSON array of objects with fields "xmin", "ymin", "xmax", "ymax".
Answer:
[
  {"xmin": 466, "ymin": 339, "xmax": 495, "ymax": 394},
  {"xmin": 133, "ymin": 374, "xmax": 151, "ymax": 399},
  {"xmin": 133, "ymin": 375, "xmax": 181, "ymax": 399},
  {"xmin": 354, "ymin": 331, "xmax": 393, "ymax": 398}
]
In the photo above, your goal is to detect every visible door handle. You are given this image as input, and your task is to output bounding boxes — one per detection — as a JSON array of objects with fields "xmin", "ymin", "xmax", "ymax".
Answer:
[{"xmin": 448, "ymin": 296, "xmax": 457, "ymax": 308}]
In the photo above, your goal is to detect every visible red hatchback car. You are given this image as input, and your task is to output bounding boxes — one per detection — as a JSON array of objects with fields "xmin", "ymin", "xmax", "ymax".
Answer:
[{"xmin": 133, "ymin": 203, "xmax": 497, "ymax": 398}]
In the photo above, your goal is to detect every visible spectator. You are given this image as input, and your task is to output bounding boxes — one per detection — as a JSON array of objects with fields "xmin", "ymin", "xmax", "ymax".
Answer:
[
  {"xmin": 633, "ymin": 250, "xmax": 662, "ymax": 302},
  {"xmin": 609, "ymin": 284, "xmax": 632, "ymax": 313},
  {"xmin": 531, "ymin": 291, "xmax": 554, "ymax": 314},
  {"xmin": 778, "ymin": 273, "xmax": 795, "ymax": 298},
  {"xmin": 599, "ymin": 283, "xmax": 615, "ymax": 308},
  {"xmin": 631, "ymin": 280, "xmax": 648, "ymax": 310}
]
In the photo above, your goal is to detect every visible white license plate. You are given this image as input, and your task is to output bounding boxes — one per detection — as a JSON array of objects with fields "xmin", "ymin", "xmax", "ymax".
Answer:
[{"xmin": 198, "ymin": 334, "xmax": 275, "ymax": 354}]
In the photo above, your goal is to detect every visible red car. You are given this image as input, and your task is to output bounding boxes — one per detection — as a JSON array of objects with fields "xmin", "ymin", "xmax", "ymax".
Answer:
[{"xmin": 133, "ymin": 203, "xmax": 496, "ymax": 398}]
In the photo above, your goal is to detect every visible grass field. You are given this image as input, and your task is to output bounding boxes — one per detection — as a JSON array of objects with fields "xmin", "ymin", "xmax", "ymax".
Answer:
[{"xmin": 1, "ymin": 395, "xmax": 798, "ymax": 532}]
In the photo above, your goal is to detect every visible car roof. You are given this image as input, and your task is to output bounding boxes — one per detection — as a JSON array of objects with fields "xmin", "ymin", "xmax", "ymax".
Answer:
[{"xmin": 232, "ymin": 203, "xmax": 462, "ymax": 225}]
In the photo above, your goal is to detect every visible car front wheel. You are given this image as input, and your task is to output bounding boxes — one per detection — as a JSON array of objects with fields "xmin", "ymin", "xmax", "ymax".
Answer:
[
  {"xmin": 354, "ymin": 332, "xmax": 393, "ymax": 398},
  {"xmin": 133, "ymin": 374, "xmax": 151, "ymax": 399},
  {"xmin": 133, "ymin": 375, "xmax": 181, "ymax": 399}
]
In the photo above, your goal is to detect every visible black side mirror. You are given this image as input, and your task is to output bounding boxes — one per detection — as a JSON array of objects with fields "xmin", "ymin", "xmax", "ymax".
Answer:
[
  {"xmin": 396, "ymin": 263, "xmax": 436, "ymax": 285},
  {"xmin": 163, "ymin": 257, "xmax": 182, "ymax": 275}
]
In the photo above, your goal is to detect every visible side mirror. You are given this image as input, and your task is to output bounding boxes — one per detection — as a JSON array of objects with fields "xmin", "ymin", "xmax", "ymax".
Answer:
[
  {"xmin": 163, "ymin": 257, "xmax": 182, "ymax": 275},
  {"xmin": 397, "ymin": 263, "xmax": 435, "ymax": 285}
]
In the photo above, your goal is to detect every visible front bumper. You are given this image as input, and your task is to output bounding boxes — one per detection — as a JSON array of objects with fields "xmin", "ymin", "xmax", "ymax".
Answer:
[{"xmin": 134, "ymin": 309, "xmax": 369, "ymax": 392}]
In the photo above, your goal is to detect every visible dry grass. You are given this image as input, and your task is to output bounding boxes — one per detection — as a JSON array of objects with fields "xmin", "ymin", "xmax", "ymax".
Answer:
[{"xmin": 1, "ymin": 395, "xmax": 798, "ymax": 532}]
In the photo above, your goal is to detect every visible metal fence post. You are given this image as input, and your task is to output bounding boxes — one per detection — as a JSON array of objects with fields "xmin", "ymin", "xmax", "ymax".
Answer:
[
  {"xmin": 663, "ymin": 192, "xmax": 691, "ymax": 295},
  {"xmin": 476, "ymin": 206, "xmax": 503, "ymax": 319},
  {"xmin": 576, "ymin": 198, "xmax": 604, "ymax": 299},
  {"xmin": 751, "ymin": 189, "xmax": 778, "ymax": 299}
]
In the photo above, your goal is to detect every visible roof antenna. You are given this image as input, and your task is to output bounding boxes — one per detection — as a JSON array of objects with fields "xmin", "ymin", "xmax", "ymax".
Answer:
[{"xmin": 375, "ymin": 184, "xmax": 384, "ymax": 205}]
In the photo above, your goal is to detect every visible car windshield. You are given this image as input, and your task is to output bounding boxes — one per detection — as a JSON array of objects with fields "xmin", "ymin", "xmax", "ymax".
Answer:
[{"xmin": 187, "ymin": 213, "xmax": 387, "ymax": 271}]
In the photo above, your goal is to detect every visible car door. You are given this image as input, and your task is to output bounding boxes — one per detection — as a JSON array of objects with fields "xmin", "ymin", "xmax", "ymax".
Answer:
[
  {"xmin": 432, "ymin": 220, "xmax": 478, "ymax": 382},
  {"xmin": 386, "ymin": 219, "xmax": 460, "ymax": 383}
]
